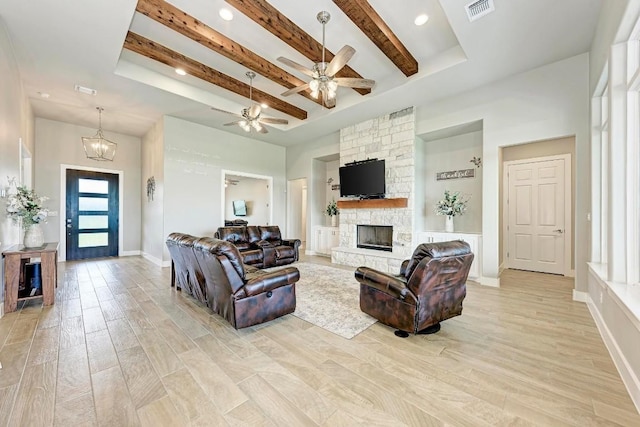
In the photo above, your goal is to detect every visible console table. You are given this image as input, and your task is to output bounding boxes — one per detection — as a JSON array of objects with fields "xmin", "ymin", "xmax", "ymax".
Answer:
[{"xmin": 2, "ymin": 242, "xmax": 58, "ymax": 313}]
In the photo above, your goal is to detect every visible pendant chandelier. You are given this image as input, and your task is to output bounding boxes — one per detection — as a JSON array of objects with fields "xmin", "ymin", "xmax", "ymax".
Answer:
[{"xmin": 82, "ymin": 107, "xmax": 117, "ymax": 161}]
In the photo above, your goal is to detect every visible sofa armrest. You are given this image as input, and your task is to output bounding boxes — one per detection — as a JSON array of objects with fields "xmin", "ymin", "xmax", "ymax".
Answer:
[
  {"xmin": 399, "ymin": 259, "xmax": 410, "ymax": 277},
  {"xmin": 281, "ymin": 238, "xmax": 301, "ymax": 248},
  {"xmin": 355, "ymin": 266, "xmax": 415, "ymax": 302},
  {"xmin": 243, "ymin": 267, "xmax": 300, "ymax": 297}
]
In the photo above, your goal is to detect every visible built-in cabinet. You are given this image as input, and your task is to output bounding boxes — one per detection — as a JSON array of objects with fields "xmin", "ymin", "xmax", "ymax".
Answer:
[
  {"xmin": 415, "ymin": 231, "xmax": 482, "ymax": 280},
  {"xmin": 312, "ymin": 226, "xmax": 340, "ymax": 256}
]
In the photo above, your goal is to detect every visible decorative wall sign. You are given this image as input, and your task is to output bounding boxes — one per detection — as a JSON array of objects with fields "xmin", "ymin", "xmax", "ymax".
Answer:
[{"xmin": 436, "ymin": 168, "xmax": 475, "ymax": 181}]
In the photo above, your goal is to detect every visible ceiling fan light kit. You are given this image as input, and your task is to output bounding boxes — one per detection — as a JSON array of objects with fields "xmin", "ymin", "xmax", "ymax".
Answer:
[
  {"xmin": 216, "ymin": 71, "xmax": 288, "ymax": 134},
  {"xmin": 278, "ymin": 11, "xmax": 375, "ymax": 107}
]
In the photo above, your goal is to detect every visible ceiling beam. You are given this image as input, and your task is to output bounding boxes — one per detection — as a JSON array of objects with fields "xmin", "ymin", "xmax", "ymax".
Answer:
[
  {"xmin": 333, "ymin": 0, "xmax": 418, "ymax": 77},
  {"xmin": 123, "ymin": 32, "xmax": 308, "ymax": 121},
  {"xmin": 224, "ymin": 0, "xmax": 372, "ymax": 96},
  {"xmin": 135, "ymin": 0, "xmax": 326, "ymax": 107}
]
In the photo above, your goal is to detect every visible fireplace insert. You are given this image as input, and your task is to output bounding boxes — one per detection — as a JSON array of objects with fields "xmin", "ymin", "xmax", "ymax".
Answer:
[{"xmin": 357, "ymin": 225, "xmax": 392, "ymax": 252}]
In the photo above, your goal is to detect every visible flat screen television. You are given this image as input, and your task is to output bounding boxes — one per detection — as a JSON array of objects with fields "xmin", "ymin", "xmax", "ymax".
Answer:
[
  {"xmin": 339, "ymin": 159, "xmax": 385, "ymax": 198},
  {"xmin": 233, "ymin": 200, "xmax": 247, "ymax": 216}
]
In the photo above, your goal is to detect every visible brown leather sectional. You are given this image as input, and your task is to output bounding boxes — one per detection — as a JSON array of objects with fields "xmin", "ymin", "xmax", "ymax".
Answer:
[
  {"xmin": 214, "ymin": 225, "xmax": 301, "ymax": 268},
  {"xmin": 166, "ymin": 232, "xmax": 299, "ymax": 328}
]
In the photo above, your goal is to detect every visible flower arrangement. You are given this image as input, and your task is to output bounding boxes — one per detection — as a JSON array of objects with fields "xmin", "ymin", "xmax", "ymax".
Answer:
[
  {"xmin": 326, "ymin": 199, "xmax": 339, "ymax": 217},
  {"xmin": 435, "ymin": 190, "xmax": 468, "ymax": 217},
  {"xmin": 6, "ymin": 186, "xmax": 49, "ymax": 227}
]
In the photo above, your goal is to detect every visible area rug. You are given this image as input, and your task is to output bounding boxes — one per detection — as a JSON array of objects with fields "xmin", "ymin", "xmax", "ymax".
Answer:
[{"xmin": 268, "ymin": 262, "xmax": 377, "ymax": 339}]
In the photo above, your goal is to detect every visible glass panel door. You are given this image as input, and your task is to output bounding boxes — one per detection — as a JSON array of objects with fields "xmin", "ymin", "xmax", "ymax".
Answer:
[{"xmin": 66, "ymin": 170, "xmax": 119, "ymax": 260}]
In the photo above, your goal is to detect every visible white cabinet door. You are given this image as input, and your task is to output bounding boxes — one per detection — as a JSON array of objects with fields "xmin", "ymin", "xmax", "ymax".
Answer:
[{"xmin": 313, "ymin": 226, "xmax": 339, "ymax": 256}]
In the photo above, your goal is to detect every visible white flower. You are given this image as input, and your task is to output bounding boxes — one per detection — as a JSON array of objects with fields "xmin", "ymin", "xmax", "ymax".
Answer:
[
  {"xmin": 435, "ymin": 190, "xmax": 468, "ymax": 217},
  {"xmin": 6, "ymin": 186, "xmax": 49, "ymax": 227}
]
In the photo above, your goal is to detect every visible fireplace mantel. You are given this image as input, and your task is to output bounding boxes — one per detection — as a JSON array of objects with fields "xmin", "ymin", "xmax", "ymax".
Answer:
[{"xmin": 337, "ymin": 198, "xmax": 408, "ymax": 209}]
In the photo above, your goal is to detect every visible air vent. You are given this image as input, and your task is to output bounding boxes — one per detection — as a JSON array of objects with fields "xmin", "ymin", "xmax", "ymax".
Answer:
[
  {"xmin": 74, "ymin": 84, "xmax": 97, "ymax": 96},
  {"xmin": 465, "ymin": 0, "xmax": 495, "ymax": 22}
]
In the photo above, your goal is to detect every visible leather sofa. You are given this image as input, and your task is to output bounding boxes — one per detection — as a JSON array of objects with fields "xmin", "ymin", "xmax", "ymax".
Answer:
[
  {"xmin": 193, "ymin": 237, "xmax": 299, "ymax": 329},
  {"xmin": 166, "ymin": 232, "xmax": 206, "ymax": 303},
  {"xmin": 355, "ymin": 240, "xmax": 473, "ymax": 336},
  {"xmin": 214, "ymin": 225, "xmax": 301, "ymax": 268}
]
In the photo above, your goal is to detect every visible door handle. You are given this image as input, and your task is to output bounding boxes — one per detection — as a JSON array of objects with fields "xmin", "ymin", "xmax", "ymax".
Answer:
[
  {"xmin": 553, "ymin": 229, "xmax": 563, "ymax": 233},
  {"xmin": 66, "ymin": 224, "xmax": 72, "ymax": 229}
]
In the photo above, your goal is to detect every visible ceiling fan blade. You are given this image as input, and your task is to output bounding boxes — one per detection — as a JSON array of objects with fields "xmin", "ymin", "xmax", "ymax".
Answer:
[
  {"xmin": 323, "ymin": 91, "xmax": 336, "ymax": 108},
  {"xmin": 211, "ymin": 107, "xmax": 241, "ymax": 117},
  {"xmin": 260, "ymin": 117, "xmax": 289, "ymax": 125},
  {"xmin": 223, "ymin": 120, "xmax": 243, "ymax": 126},
  {"xmin": 325, "ymin": 45, "xmax": 356, "ymax": 77},
  {"xmin": 334, "ymin": 77, "xmax": 375, "ymax": 88},
  {"xmin": 281, "ymin": 82, "xmax": 310, "ymax": 97},
  {"xmin": 258, "ymin": 125, "xmax": 268, "ymax": 134},
  {"xmin": 277, "ymin": 57, "xmax": 315, "ymax": 77},
  {"xmin": 248, "ymin": 104, "xmax": 261, "ymax": 119}
]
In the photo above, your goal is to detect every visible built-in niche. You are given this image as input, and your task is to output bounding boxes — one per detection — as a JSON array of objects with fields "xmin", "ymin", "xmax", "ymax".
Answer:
[{"xmin": 418, "ymin": 121, "xmax": 483, "ymax": 233}]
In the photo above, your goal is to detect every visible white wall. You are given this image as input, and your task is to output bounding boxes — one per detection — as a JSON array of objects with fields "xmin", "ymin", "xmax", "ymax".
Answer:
[
  {"xmin": 421, "ymin": 131, "xmax": 483, "ymax": 233},
  {"xmin": 0, "ymin": 17, "xmax": 34, "ymax": 315},
  {"xmin": 34, "ymin": 118, "xmax": 142, "ymax": 258},
  {"xmin": 141, "ymin": 118, "xmax": 164, "ymax": 265},
  {"xmin": 325, "ymin": 159, "xmax": 340, "ymax": 215},
  {"xmin": 162, "ymin": 116, "xmax": 286, "ymax": 262},
  {"xmin": 286, "ymin": 132, "xmax": 340, "ymax": 245},
  {"xmin": 415, "ymin": 53, "xmax": 590, "ymax": 288}
]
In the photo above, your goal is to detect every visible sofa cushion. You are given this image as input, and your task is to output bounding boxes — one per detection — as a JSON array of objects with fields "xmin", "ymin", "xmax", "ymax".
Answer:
[
  {"xmin": 259, "ymin": 226, "xmax": 282, "ymax": 243},
  {"xmin": 242, "ymin": 249, "xmax": 264, "ymax": 266},
  {"xmin": 216, "ymin": 227, "xmax": 248, "ymax": 245},
  {"xmin": 275, "ymin": 245, "xmax": 295, "ymax": 259}
]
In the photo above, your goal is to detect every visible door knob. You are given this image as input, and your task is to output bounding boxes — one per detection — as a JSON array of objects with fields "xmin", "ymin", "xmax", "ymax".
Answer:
[
  {"xmin": 553, "ymin": 229, "xmax": 563, "ymax": 233},
  {"xmin": 66, "ymin": 224, "xmax": 72, "ymax": 229}
]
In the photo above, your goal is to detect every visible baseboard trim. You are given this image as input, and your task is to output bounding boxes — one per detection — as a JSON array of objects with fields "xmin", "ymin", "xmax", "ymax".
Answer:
[
  {"xmin": 498, "ymin": 262, "xmax": 506, "ymax": 275},
  {"xmin": 120, "ymin": 250, "xmax": 141, "ymax": 257},
  {"xmin": 478, "ymin": 276, "xmax": 500, "ymax": 287},
  {"xmin": 567, "ymin": 269, "xmax": 576, "ymax": 278},
  {"xmin": 142, "ymin": 252, "xmax": 168, "ymax": 267},
  {"xmin": 573, "ymin": 289, "xmax": 589, "ymax": 303},
  {"xmin": 587, "ymin": 297, "xmax": 640, "ymax": 413}
]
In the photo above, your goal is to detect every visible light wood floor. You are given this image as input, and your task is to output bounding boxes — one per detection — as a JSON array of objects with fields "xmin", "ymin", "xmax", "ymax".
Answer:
[{"xmin": 0, "ymin": 255, "xmax": 639, "ymax": 426}]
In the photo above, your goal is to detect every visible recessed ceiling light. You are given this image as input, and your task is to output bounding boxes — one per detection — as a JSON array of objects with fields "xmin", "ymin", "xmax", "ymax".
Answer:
[
  {"xmin": 414, "ymin": 14, "xmax": 429, "ymax": 26},
  {"xmin": 175, "ymin": 68, "xmax": 187, "ymax": 76},
  {"xmin": 219, "ymin": 8, "xmax": 233, "ymax": 21},
  {"xmin": 38, "ymin": 92, "xmax": 50, "ymax": 99}
]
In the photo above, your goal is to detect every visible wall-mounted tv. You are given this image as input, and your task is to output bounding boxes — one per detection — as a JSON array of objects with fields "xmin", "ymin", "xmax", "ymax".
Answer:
[
  {"xmin": 233, "ymin": 200, "xmax": 247, "ymax": 216},
  {"xmin": 339, "ymin": 159, "xmax": 386, "ymax": 198}
]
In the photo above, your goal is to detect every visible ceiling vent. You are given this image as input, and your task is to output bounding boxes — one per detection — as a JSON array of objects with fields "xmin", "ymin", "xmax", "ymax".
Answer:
[
  {"xmin": 74, "ymin": 84, "xmax": 97, "ymax": 96},
  {"xmin": 465, "ymin": 0, "xmax": 495, "ymax": 22}
]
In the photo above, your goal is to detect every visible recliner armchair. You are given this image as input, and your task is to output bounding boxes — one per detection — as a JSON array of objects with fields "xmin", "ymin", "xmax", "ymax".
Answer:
[
  {"xmin": 193, "ymin": 237, "xmax": 299, "ymax": 329},
  {"xmin": 355, "ymin": 241, "xmax": 474, "ymax": 336}
]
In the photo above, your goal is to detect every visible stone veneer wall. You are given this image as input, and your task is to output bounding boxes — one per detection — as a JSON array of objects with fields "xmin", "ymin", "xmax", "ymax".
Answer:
[{"xmin": 332, "ymin": 107, "xmax": 415, "ymax": 272}]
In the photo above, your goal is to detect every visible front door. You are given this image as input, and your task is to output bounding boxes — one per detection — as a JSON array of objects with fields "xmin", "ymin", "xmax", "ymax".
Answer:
[
  {"xmin": 66, "ymin": 169, "xmax": 119, "ymax": 260},
  {"xmin": 506, "ymin": 157, "xmax": 566, "ymax": 275}
]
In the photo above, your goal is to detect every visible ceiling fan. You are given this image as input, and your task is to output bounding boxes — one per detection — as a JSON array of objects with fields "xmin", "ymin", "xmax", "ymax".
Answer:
[
  {"xmin": 213, "ymin": 71, "xmax": 288, "ymax": 134},
  {"xmin": 278, "ymin": 11, "xmax": 375, "ymax": 107}
]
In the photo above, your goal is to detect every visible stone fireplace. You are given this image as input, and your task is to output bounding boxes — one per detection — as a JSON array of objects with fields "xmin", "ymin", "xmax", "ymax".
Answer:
[
  {"xmin": 357, "ymin": 225, "xmax": 392, "ymax": 252},
  {"xmin": 331, "ymin": 107, "xmax": 416, "ymax": 273}
]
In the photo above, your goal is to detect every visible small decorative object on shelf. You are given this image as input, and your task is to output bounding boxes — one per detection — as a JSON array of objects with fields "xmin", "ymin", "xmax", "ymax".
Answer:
[
  {"xmin": 326, "ymin": 199, "xmax": 339, "ymax": 227},
  {"xmin": 6, "ymin": 185, "xmax": 49, "ymax": 248},
  {"xmin": 435, "ymin": 190, "xmax": 468, "ymax": 233}
]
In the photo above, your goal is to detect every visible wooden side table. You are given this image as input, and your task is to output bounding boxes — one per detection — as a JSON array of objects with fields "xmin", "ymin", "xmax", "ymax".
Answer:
[{"xmin": 2, "ymin": 242, "xmax": 59, "ymax": 313}]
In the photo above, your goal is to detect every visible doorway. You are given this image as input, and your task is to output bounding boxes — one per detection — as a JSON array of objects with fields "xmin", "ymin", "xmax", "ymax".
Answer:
[
  {"xmin": 503, "ymin": 154, "xmax": 571, "ymax": 275},
  {"xmin": 287, "ymin": 178, "xmax": 307, "ymax": 244},
  {"xmin": 65, "ymin": 169, "xmax": 119, "ymax": 260},
  {"xmin": 221, "ymin": 170, "xmax": 273, "ymax": 226}
]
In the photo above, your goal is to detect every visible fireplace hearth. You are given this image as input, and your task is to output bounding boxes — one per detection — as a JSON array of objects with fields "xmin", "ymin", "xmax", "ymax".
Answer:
[{"xmin": 357, "ymin": 225, "xmax": 393, "ymax": 252}]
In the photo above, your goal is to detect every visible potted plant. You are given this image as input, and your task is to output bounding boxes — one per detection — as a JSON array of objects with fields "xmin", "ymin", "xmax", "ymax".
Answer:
[
  {"xmin": 6, "ymin": 185, "xmax": 49, "ymax": 247},
  {"xmin": 326, "ymin": 199, "xmax": 339, "ymax": 227},
  {"xmin": 435, "ymin": 190, "xmax": 468, "ymax": 232}
]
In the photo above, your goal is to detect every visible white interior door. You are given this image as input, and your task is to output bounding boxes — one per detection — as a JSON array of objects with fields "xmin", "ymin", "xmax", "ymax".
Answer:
[{"xmin": 507, "ymin": 158, "xmax": 566, "ymax": 274}]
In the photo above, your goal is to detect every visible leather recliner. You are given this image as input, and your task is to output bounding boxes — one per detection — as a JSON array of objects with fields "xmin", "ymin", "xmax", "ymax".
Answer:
[
  {"xmin": 355, "ymin": 241, "xmax": 474, "ymax": 336},
  {"xmin": 193, "ymin": 237, "xmax": 299, "ymax": 329},
  {"xmin": 166, "ymin": 232, "xmax": 207, "ymax": 304}
]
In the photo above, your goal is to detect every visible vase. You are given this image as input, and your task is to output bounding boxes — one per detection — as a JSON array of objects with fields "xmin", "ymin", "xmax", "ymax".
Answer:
[
  {"xmin": 331, "ymin": 215, "xmax": 337, "ymax": 227},
  {"xmin": 24, "ymin": 223, "xmax": 44, "ymax": 248},
  {"xmin": 445, "ymin": 216, "xmax": 454, "ymax": 233}
]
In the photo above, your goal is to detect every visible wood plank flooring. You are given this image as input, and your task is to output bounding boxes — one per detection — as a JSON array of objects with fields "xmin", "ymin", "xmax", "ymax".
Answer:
[{"xmin": 0, "ymin": 255, "xmax": 638, "ymax": 426}]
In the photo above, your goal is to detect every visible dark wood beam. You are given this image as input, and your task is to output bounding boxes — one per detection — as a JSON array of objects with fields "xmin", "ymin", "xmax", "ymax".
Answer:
[
  {"xmin": 224, "ymin": 0, "xmax": 372, "ymax": 95},
  {"xmin": 136, "ymin": 0, "xmax": 325, "ymax": 107},
  {"xmin": 333, "ymin": 0, "xmax": 418, "ymax": 77},
  {"xmin": 123, "ymin": 32, "xmax": 308, "ymax": 120}
]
